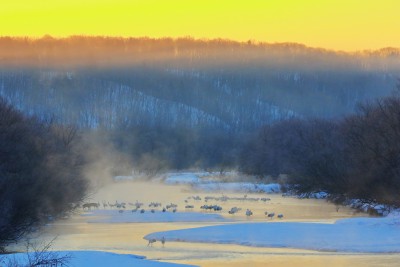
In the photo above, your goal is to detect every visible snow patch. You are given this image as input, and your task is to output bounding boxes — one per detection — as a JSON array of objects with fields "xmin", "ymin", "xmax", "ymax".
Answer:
[
  {"xmin": 161, "ymin": 172, "xmax": 281, "ymax": 193},
  {"xmin": 164, "ymin": 173, "xmax": 201, "ymax": 184},
  {"xmin": 114, "ymin": 175, "xmax": 134, "ymax": 181}
]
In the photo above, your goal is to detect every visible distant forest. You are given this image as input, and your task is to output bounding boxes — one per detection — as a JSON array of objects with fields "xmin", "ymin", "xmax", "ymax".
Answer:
[
  {"xmin": 240, "ymin": 89, "xmax": 400, "ymax": 207},
  {"xmin": 1, "ymin": 37, "xmax": 400, "ymax": 201},
  {"xmin": 1, "ymin": 37, "xmax": 399, "ymax": 129}
]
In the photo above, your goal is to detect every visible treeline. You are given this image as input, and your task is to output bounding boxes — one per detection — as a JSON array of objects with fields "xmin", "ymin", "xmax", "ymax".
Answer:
[
  {"xmin": 1, "ymin": 36, "xmax": 400, "ymax": 70},
  {"xmin": 239, "ymin": 90, "xmax": 400, "ymax": 206},
  {"xmin": 0, "ymin": 98, "xmax": 87, "ymax": 251}
]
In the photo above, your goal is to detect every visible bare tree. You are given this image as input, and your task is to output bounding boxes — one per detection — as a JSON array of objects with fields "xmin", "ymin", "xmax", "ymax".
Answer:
[
  {"xmin": 0, "ymin": 98, "xmax": 87, "ymax": 251},
  {"xmin": 1, "ymin": 238, "xmax": 71, "ymax": 267}
]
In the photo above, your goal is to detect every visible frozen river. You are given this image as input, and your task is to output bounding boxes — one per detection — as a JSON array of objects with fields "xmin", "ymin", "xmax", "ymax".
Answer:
[{"xmin": 27, "ymin": 180, "xmax": 400, "ymax": 267}]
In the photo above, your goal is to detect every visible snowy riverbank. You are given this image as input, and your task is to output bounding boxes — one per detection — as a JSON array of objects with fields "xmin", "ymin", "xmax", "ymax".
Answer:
[
  {"xmin": 0, "ymin": 251, "xmax": 197, "ymax": 267},
  {"xmin": 284, "ymin": 190, "xmax": 399, "ymax": 216},
  {"xmin": 114, "ymin": 171, "xmax": 281, "ymax": 194},
  {"xmin": 164, "ymin": 172, "xmax": 281, "ymax": 193}
]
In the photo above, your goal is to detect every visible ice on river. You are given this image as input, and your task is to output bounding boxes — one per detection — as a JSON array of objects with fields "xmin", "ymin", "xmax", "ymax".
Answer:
[{"xmin": 145, "ymin": 215, "xmax": 400, "ymax": 253}]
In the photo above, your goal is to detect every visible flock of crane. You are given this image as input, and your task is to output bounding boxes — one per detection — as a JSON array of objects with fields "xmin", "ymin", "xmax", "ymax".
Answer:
[
  {"xmin": 81, "ymin": 193, "xmax": 285, "ymax": 247},
  {"xmin": 82, "ymin": 194, "xmax": 284, "ymax": 219}
]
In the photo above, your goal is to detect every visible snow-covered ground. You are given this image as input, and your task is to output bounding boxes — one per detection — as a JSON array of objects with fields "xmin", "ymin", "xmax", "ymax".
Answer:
[
  {"xmin": 145, "ymin": 215, "xmax": 400, "ymax": 253},
  {"xmin": 0, "ymin": 251, "xmax": 197, "ymax": 267},
  {"xmin": 164, "ymin": 172, "xmax": 202, "ymax": 184},
  {"xmin": 162, "ymin": 172, "xmax": 281, "ymax": 193},
  {"xmin": 84, "ymin": 210, "xmax": 229, "ymax": 223},
  {"xmin": 114, "ymin": 175, "xmax": 135, "ymax": 181}
]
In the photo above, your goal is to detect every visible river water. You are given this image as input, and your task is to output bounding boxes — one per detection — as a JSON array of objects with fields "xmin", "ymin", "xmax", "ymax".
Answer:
[{"xmin": 33, "ymin": 181, "xmax": 400, "ymax": 267}]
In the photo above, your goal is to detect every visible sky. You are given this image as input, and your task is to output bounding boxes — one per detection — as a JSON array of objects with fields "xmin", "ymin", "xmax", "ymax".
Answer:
[{"xmin": 1, "ymin": 0, "xmax": 399, "ymax": 51}]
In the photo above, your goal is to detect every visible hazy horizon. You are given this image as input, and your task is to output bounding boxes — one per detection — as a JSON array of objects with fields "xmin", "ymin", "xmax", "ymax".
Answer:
[
  {"xmin": 1, "ymin": 36, "xmax": 400, "ymax": 70},
  {"xmin": 2, "ymin": 0, "xmax": 400, "ymax": 52},
  {"xmin": 1, "ymin": 35, "xmax": 400, "ymax": 53}
]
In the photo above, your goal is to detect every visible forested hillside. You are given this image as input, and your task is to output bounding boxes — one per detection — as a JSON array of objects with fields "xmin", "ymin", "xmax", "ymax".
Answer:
[{"xmin": 0, "ymin": 37, "xmax": 399, "ymax": 132}]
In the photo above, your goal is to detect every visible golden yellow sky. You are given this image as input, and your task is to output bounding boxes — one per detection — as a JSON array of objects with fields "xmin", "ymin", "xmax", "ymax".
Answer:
[{"xmin": 1, "ymin": 0, "xmax": 399, "ymax": 51}]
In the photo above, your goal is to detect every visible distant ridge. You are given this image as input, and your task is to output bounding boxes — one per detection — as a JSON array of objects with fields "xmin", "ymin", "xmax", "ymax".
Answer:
[
  {"xmin": 0, "ymin": 36, "xmax": 399, "ymax": 68},
  {"xmin": 1, "ymin": 35, "xmax": 399, "ymax": 53}
]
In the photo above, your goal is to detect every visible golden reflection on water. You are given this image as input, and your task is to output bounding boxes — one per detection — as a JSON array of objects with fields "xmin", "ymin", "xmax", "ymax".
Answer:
[{"xmin": 33, "ymin": 182, "xmax": 400, "ymax": 267}]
